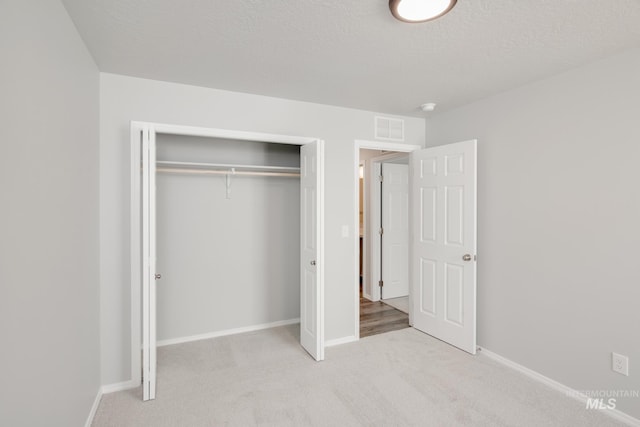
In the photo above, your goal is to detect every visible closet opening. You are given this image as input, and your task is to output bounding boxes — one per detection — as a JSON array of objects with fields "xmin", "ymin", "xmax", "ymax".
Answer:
[
  {"xmin": 131, "ymin": 122, "xmax": 324, "ymax": 400},
  {"xmin": 155, "ymin": 135, "xmax": 302, "ymax": 347}
]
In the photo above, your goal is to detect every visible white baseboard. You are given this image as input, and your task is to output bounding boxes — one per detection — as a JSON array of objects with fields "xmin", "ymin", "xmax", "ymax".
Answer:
[
  {"xmin": 156, "ymin": 318, "xmax": 300, "ymax": 347},
  {"xmin": 84, "ymin": 387, "xmax": 102, "ymax": 427},
  {"xmin": 101, "ymin": 379, "xmax": 139, "ymax": 394},
  {"xmin": 88, "ymin": 380, "xmax": 139, "ymax": 424},
  {"xmin": 325, "ymin": 335, "xmax": 358, "ymax": 347},
  {"xmin": 478, "ymin": 347, "xmax": 640, "ymax": 427}
]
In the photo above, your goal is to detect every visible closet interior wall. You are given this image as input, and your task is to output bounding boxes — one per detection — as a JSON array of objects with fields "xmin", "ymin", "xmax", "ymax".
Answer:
[{"xmin": 155, "ymin": 134, "xmax": 301, "ymax": 343}]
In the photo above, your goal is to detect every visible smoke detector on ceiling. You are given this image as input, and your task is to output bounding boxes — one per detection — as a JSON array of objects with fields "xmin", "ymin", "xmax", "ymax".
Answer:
[{"xmin": 420, "ymin": 103, "xmax": 436, "ymax": 112}]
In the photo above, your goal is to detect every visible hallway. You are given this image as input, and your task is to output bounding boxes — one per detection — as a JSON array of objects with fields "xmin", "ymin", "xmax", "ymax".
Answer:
[{"xmin": 359, "ymin": 297, "xmax": 409, "ymax": 338}]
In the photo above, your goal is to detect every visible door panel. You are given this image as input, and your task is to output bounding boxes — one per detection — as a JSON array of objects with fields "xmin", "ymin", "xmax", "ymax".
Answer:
[
  {"xmin": 420, "ymin": 187, "xmax": 436, "ymax": 242},
  {"xmin": 419, "ymin": 258, "xmax": 436, "ymax": 315},
  {"xmin": 381, "ymin": 163, "xmax": 409, "ymax": 300},
  {"xmin": 445, "ymin": 186, "xmax": 464, "ymax": 245},
  {"xmin": 445, "ymin": 263, "xmax": 463, "ymax": 326},
  {"xmin": 300, "ymin": 141, "xmax": 324, "ymax": 361},
  {"xmin": 410, "ymin": 140, "xmax": 477, "ymax": 354}
]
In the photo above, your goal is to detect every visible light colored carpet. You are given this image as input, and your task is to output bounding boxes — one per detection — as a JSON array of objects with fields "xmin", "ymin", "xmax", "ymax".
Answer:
[
  {"xmin": 382, "ymin": 296, "xmax": 409, "ymax": 314},
  {"xmin": 92, "ymin": 325, "xmax": 626, "ymax": 427}
]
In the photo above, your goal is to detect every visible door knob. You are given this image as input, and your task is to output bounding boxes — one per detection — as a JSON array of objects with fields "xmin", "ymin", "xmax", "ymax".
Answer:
[
  {"xmin": 462, "ymin": 254, "xmax": 472, "ymax": 262},
  {"xmin": 310, "ymin": 260, "xmax": 316, "ymax": 266},
  {"xmin": 155, "ymin": 274, "xmax": 162, "ymax": 280}
]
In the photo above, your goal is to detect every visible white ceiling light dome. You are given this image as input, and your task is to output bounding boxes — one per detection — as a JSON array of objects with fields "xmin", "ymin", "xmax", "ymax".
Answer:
[{"xmin": 389, "ymin": 0, "xmax": 457, "ymax": 23}]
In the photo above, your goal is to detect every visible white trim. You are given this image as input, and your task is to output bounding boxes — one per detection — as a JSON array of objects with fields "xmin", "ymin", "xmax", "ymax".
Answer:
[
  {"xmin": 353, "ymin": 145, "xmax": 362, "ymax": 339},
  {"xmin": 369, "ymin": 161, "xmax": 382, "ymax": 302},
  {"xmin": 353, "ymin": 140, "xmax": 422, "ymax": 341},
  {"xmin": 148, "ymin": 126, "xmax": 157, "ymax": 400},
  {"xmin": 325, "ymin": 335, "xmax": 359, "ymax": 347},
  {"xmin": 479, "ymin": 347, "xmax": 640, "ymax": 427},
  {"xmin": 101, "ymin": 380, "xmax": 139, "ymax": 394},
  {"xmin": 359, "ymin": 159, "xmax": 371, "ymax": 302},
  {"xmin": 317, "ymin": 140, "xmax": 326, "ymax": 360},
  {"xmin": 130, "ymin": 123, "xmax": 143, "ymax": 389},
  {"xmin": 157, "ymin": 318, "xmax": 301, "ymax": 347},
  {"xmin": 136, "ymin": 121, "xmax": 318, "ymax": 146},
  {"xmin": 355, "ymin": 139, "xmax": 421, "ymax": 152},
  {"xmin": 84, "ymin": 388, "xmax": 103, "ymax": 427}
]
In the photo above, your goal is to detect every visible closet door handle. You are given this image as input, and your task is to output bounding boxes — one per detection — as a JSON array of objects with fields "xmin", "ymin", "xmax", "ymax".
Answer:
[
  {"xmin": 310, "ymin": 260, "xmax": 316, "ymax": 266},
  {"xmin": 155, "ymin": 274, "xmax": 162, "ymax": 280}
]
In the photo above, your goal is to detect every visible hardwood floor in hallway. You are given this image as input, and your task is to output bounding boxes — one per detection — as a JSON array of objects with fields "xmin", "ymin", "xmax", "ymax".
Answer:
[{"xmin": 359, "ymin": 296, "xmax": 410, "ymax": 338}]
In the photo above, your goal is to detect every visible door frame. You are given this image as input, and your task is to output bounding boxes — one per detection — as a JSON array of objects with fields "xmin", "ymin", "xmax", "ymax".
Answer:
[
  {"xmin": 131, "ymin": 121, "xmax": 324, "ymax": 390},
  {"xmin": 353, "ymin": 140, "xmax": 421, "ymax": 339}
]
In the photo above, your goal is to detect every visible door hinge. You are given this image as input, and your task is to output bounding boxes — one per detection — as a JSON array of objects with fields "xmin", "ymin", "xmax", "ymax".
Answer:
[
  {"xmin": 379, "ymin": 175, "xmax": 383, "ymax": 183},
  {"xmin": 378, "ymin": 280, "xmax": 384, "ymax": 287},
  {"xmin": 379, "ymin": 227, "xmax": 384, "ymax": 235}
]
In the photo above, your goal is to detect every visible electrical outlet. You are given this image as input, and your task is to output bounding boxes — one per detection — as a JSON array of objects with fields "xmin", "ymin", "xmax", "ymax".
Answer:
[{"xmin": 612, "ymin": 352, "xmax": 629, "ymax": 376}]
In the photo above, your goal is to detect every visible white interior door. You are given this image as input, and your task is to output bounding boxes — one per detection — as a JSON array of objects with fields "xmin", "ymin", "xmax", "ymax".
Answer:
[
  {"xmin": 141, "ymin": 127, "xmax": 157, "ymax": 400},
  {"xmin": 381, "ymin": 163, "xmax": 409, "ymax": 300},
  {"xmin": 300, "ymin": 140, "xmax": 324, "ymax": 361},
  {"xmin": 410, "ymin": 140, "xmax": 477, "ymax": 354}
]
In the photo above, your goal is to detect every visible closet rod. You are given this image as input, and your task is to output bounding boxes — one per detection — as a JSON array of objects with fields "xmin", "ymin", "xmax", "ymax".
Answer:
[
  {"xmin": 156, "ymin": 160, "xmax": 300, "ymax": 173},
  {"xmin": 156, "ymin": 168, "xmax": 300, "ymax": 178}
]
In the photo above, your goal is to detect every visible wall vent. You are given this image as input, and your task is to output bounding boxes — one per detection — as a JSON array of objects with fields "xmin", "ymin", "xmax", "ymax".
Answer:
[{"xmin": 375, "ymin": 116, "xmax": 404, "ymax": 141}]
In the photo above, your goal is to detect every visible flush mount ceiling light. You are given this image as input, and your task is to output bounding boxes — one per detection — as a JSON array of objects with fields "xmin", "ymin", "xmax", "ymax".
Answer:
[{"xmin": 389, "ymin": 0, "xmax": 457, "ymax": 23}]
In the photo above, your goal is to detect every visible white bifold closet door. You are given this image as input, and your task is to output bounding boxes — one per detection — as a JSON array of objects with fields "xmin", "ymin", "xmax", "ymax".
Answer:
[{"xmin": 300, "ymin": 141, "xmax": 324, "ymax": 361}]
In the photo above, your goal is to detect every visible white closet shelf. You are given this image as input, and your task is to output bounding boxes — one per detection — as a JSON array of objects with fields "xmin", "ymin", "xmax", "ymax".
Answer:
[
  {"xmin": 156, "ymin": 161, "xmax": 300, "ymax": 199},
  {"xmin": 156, "ymin": 160, "xmax": 300, "ymax": 173},
  {"xmin": 156, "ymin": 168, "xmax": 299, "ymax": 178}
]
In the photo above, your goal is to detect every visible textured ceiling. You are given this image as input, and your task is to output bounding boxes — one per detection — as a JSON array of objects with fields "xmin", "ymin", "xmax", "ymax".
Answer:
[{"xmin": 62, "ymin": 0, "xmax": 640, "ymax": 116}]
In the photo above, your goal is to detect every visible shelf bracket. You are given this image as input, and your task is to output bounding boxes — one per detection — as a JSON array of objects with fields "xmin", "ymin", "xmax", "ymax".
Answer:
[{"xmin": 225, "ymin": 168, "xmax": 235, "ymax": 199}]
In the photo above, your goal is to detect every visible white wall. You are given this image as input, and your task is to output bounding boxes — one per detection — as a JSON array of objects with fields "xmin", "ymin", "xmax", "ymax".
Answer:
[
  {"xmin": 426, "ymin": 48, "xmax": 640, "ymax": 419},
  {"xmin": 99, "ymin": 73, "xmax": 425, "ymax": 385},
  {"xmin": 0, "ymin": 1, "xmax": 100, "ymax": 426},
  {"xmin": 155, "ymin": 136, "xmax": 300, "ymax": 341}
]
